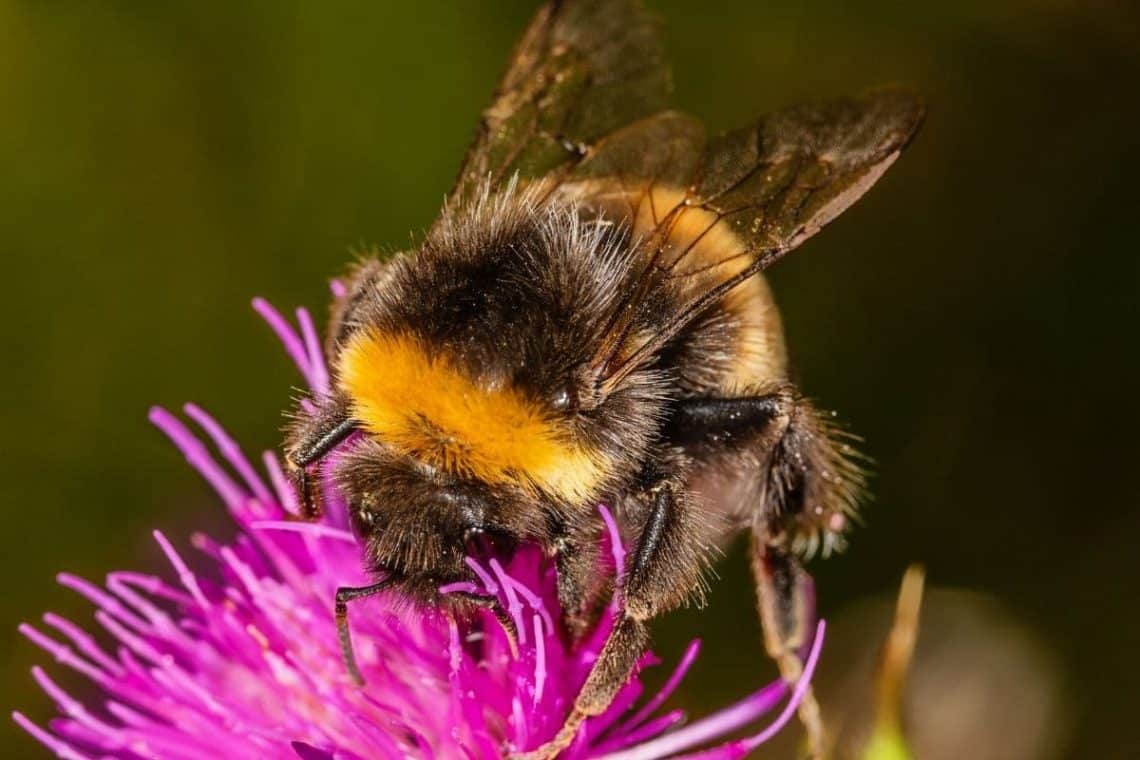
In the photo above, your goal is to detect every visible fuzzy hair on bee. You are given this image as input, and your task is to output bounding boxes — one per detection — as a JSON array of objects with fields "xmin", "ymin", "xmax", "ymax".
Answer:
[
  {"xmin": 282, "ymin": 1, "xmax": 923, "ymax": 758},
  {"xmin": 307, "ymin": 181, "xmax": 680, "ymax": 589}
]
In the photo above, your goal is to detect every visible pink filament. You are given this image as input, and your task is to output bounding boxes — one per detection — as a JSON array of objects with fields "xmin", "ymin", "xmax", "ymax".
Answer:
[{"xmin": 601, "ymin": 620, "xmax": 827, "ymax": 760}]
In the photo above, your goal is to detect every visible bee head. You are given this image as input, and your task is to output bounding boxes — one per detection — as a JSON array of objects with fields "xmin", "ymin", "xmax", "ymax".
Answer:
[{"xmin": 331, "ymin": 436, "xmax": 534, "ymax": 580}]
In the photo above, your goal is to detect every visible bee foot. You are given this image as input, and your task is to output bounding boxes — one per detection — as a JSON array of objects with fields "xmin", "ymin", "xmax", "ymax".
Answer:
[{"xmin": 508, "ymin": 710, "xmax": 584, "ymax": 760}]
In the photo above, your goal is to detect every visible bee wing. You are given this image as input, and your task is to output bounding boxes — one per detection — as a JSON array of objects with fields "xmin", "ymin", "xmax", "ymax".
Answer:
[
  {"xmin": 692, "ymin": 86, "xmax": 925, "ymax": 267},
  {"xmin": 562, "ymin": 89, "xmax": 924, "ymax": 387},
  {"xmin": 570, "ymin": 87, "xmax": 925, "ymax": 270},
  {"xmin": 446, "ymin": 0, "xmax": 671, "ymax": 206},
  {"xmin": 447, "ymin": 1, "xmax": 922, "ymax": 386}
]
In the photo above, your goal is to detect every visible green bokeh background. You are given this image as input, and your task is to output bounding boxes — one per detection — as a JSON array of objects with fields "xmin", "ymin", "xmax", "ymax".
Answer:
[{"xmin": 2, "ymin": 1, "xmax": 1137, "ymax": 757}]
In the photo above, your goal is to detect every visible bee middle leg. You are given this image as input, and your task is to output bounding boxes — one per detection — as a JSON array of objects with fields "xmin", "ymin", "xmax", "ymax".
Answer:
[
  {"xmin": 516, "ymin": 480, "xmax": 704, "ymax": 759},
  {"xmin": 449, "ymin": 589, "xmax": 521, "ymax": 658}
]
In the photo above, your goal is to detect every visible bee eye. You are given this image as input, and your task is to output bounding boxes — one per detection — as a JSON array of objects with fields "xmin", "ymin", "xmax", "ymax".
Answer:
[{"xmin": 550, "ymin": 383, "xmax": 579, "ymax": 413}]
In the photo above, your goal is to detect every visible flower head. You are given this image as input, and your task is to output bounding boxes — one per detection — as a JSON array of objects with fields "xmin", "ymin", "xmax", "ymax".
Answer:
[{"xmin": 14, "ymin": 296, "xmax": 823, "ymax": 759}]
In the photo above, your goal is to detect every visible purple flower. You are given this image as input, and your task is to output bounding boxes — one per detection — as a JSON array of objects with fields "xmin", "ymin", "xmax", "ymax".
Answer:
[{"xmin": 13, "ymin": 297, "xmax": 824, "ymax": 759}]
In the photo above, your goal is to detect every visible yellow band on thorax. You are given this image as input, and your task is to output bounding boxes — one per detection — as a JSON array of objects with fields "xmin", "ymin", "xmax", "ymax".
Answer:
[{"xmin": 338, "ymin": 330, "xmax": 605, "ymax": 503}]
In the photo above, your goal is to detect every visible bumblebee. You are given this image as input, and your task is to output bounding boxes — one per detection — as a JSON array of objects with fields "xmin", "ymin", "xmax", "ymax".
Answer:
[{"xmin": 284, "ymin": 0, "xmax": 922, "ymax": 756}]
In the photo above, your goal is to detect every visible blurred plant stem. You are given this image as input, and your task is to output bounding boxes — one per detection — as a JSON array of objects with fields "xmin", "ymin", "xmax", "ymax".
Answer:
[{"xmin": 861, "ymin": 565, "xmax": 925, "ymax": 760}]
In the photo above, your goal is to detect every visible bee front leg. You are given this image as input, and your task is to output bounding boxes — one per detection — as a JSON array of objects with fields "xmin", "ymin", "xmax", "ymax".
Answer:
[
  {"xmin": 284, "ymin": 400, "xmax": 358, "ymax": 520},
  {"xmin": 515, "ymin": 482, "xmax": 702, "ymax": 760},
  {"xmin": 335, "ymin": 576, "xmax": 398, "ymax": 685},
  {"xmin": 553, "ymin": 522, "xmax": 605, "ymax": 639},
  {"xmin": 449, "ymin": 590, "xmax": 521, "ymax": 658}
]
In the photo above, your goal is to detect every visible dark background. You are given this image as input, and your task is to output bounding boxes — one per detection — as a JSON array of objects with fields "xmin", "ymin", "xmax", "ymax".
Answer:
[{"xmin": 2, "ymin": 1, "xmax": 1137, "ymax": 757}]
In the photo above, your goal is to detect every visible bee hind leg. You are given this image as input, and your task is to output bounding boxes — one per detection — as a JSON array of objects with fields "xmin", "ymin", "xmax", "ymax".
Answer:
[
  {"xmin": 751, "ymin": 391, "xmax": 863, "ymax": 758},
  {"xmin": 752, "ymin": 538, "xmax": 826, "ymax": 758},
  {"xmin": 671, "ymin": 387, "xmax": 865, "ymax": 758}
]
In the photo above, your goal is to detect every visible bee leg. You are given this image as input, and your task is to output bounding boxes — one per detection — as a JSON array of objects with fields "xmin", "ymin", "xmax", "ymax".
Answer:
[
  {"xmin": 515, "ymin": 483, "xmax": 695, "ymax": 760},
  {"xmin": 335, "ymin": 577, "xmax": 397, "ymax": 685},
  {"xmin": 449, "ymin": 590, "xmax": 520, "ymax": 658},
  {"xmin": 287, "ymin": 467, "xmax": 321, "ymax": 521},
  {"xmin": 510, "ymin": 615, "xmax": 648, "ymax": 760},
  {"xmin": 554, "ymin": 528, "xmax": 604, "ymax": 639},
  {"xmin": 669, "ymin": 389, "xmax": 864, "ymax": 758},
  {"xmin": 285, "ymin": 406, "xmax": 357, "ymax": 520},
  {"xmin": 748, "ymin": 395, "xmax": 861, "ymax": 759},
  {"xmin": 752, "ymin": 538, "xmax": 825, "ymax": 759}
]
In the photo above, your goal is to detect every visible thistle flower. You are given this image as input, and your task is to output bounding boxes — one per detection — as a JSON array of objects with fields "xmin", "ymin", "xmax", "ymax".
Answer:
[{"xmin": 13, "ymin": 296, "xmax": 824, "ymax": 759}]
